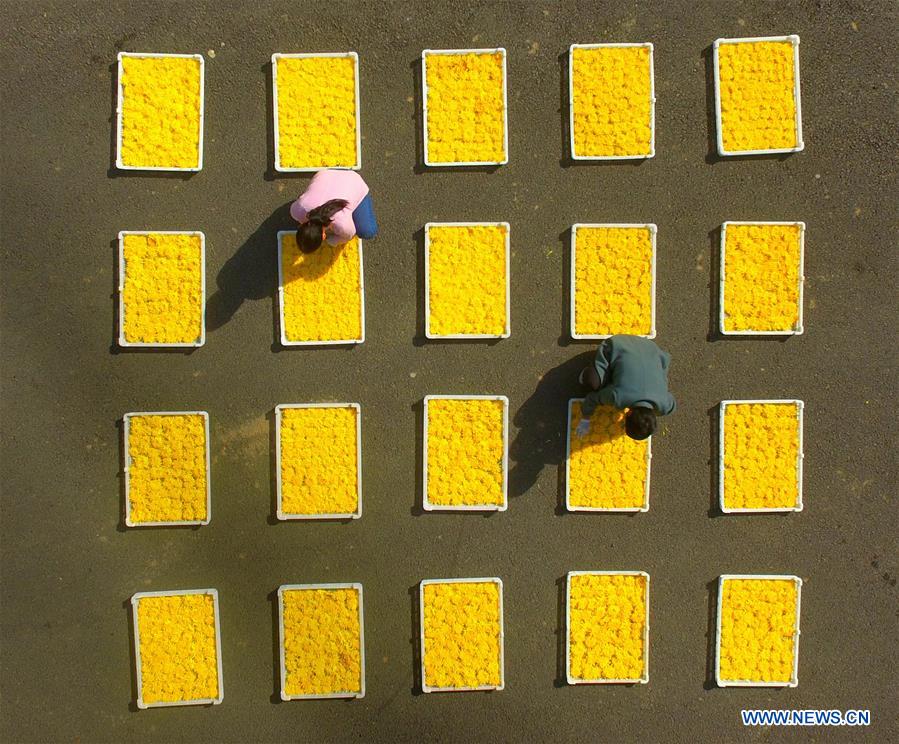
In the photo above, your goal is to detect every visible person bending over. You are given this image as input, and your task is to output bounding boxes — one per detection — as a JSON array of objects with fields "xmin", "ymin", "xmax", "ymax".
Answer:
[
  {"xmin": 576, "ymin": 334, "xmax": 676, "ymax": 441},
  {"xmin": 290, "ymin": 168, "xmax": 378, "ymax": 253}
]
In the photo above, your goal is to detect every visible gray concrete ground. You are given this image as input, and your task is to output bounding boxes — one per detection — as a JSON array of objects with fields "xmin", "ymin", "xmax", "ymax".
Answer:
[{"xmin": 2, "ymin": 1, "xmax": 897, "ymax": 742}]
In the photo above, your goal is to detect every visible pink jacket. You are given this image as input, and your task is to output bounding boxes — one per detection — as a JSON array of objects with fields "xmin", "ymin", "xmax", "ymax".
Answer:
[{"xmin": 290, "ymin": 170, "xmax": 370, "ymax": 246}]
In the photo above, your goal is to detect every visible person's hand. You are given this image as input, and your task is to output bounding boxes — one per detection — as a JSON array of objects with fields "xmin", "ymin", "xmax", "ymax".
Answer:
[{"xmin": 575, "ymin": 418, "xmax": 591, "ymax": 438}]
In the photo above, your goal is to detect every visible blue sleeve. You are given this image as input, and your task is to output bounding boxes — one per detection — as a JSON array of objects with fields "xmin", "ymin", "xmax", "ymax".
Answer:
[
  {"xmin": 661, "ymin": 393, "xmax": 676, "ymax": 415},
  {"xmin": 594, "ymin": 340, "xmax": 613, "ymax": 387}
]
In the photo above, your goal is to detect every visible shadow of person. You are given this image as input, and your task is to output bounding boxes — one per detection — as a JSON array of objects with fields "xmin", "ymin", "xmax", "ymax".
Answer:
[
  {"xmin": 206, "ymin": 201, "xmax": 293, "ymax": 332},
  {"xmin": 509, "ymin": 350, "xmax": 596, "ymax": 498}
]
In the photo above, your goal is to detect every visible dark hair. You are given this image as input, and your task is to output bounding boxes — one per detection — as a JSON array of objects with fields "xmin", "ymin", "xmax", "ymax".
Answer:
[
  {"xmin": 625, "ymin": 407, "xmax": 657, "ymax": 440},
  {"xmin": 297, "ymin": 198, "xmax": 348, "ymax": 253}
]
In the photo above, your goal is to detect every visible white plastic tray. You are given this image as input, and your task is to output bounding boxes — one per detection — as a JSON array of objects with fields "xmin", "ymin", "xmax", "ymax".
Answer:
[
  {"xmin": 419, "ymin": 577, "xmax": 505, "ymax": 693},
  {"xmin": 565, "ymin": 570, "xmax": 650, "ymax": 684},
  {"xmin": 712, "ymin": 35, "xmax": 804, "ymax": 156},
  {"xmin": 570, "ymin": 223, "xmax": 657, "ymax": 340},
  {"xmin": 568, "ymin": 43, "xmax": 656, "ymax": 161},
  {"xmin": 718, "ymin": 399, "xmax": 804, "ymax": 513},
  {"xmin": 131, "ymin": 588, "xmax": 224, "ymax": 708},
  {"xmin": 421, "ymin": 48, "xmax": 509, "ymax": 167},
  {"xmin": 117, "ymin": 230, "xmax": 206, "ymax": 348},
  {"xmin": 275, "ymin": 403, "xmax": 362, "ymax": 520},
  {"xmin": 719, "ymin": 221, "xmax": 805, "ymax": 336},
  {"xmin": 277, "ymin": 582, "xmax": 365, "ymax": 700},
  {"xmin": 115, "ymin": 52, "xmax": 205, "ymax": 172},
  {"xmin": 422, "ymin": 395, "xmax": 509, "ymax": 512},
  {"xmin": 424, "ymin": 222, "xmax": 512, "ymax": 339},
  {"xmin": 715, "ymin": 574, "xmax": 802, "ymax": 687},
  {"xmin": 271, "ymin": 52, "xmax": 362, "ymax": 173},
  {"xmin": 565, "ymin": 398, "xmax": 651, "ymax": 513},
  {"xmin": 122, "ymin": 411, "xmax": 211, "ymax": 527},
  {"xmin": 276, "ymin": 230, "xmax": 365, "ymax": 346}
]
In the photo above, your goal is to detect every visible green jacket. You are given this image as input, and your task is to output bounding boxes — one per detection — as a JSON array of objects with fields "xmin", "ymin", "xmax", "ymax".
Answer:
[{"xmin": 581, "ymin": 335, "xmax": 676, "ymax": 418}]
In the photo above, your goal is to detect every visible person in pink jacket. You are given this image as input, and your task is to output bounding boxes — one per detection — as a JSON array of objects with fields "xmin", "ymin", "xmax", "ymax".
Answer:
[{"xmin": 290, "ymin": 169, "xmax": 378, "ymax": 253}]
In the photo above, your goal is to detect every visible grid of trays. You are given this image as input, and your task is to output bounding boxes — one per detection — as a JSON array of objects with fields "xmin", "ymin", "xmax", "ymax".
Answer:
[{"xmin": 116, "ymin": 35, "xmax": 809, "ymax": 704}]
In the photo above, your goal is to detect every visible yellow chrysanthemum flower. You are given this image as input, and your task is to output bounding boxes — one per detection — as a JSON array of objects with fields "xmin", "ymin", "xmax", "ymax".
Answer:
[
  {"xmin": 571, "ymin": 45, "xmax": 653, "ymax": 158},
  {"xmin": 717, "ymin": 39, "xmax": 799, "ymax": 153},
  {"xmin": 426, "ymin": 398, "xmax": 506, "ymax": 508},
  {"xmin": 568, "ymin": 573, "xmax": 647, "ymax": 682},
  {"xmin": 135, "ymin": 592, "xmax": 220, "ymax": 705},
  {"xmin": 278, "ymin": 405, "xmax": 359, "ymax": 517},
  {"xmin": 119, "ymin": 55, "xmax": 202, "ymax": 169},
  {"xmin": 718, "ymin": 577, "xmax": 799, "ymax": 684},
  {"xmin": 722, "ymin": 223, "xmax": 802, "ymax": 333},
  {"xmin": 126, "ymin": 413, "xmax": 208, "ymax": 525},
  {"xmin": 422, "ymin": 580, "xmax": 503, "ymax": 690},
  {"xmin": 280, "ymin": 233, "xmax": 363, "ymax": 343},
  {"xmin": 281, "ymin": 586, "xmax": 363, "ymax": 697},
  {"xmin": 274, "ymin": 55, "xmax": 359, "ymax": 169},
  {"xmin": 722, "ymin": 402, "xmax": 801, "ymax": 510},
  {"xmin": 120, "ymin": 232, "xmax": 204, "ymax": 345},
  {"xmin": 424, "ymin": 50, "xmax": 506, "ymax": 164},
  {"xmin": 567, "ymin": 402, "xmax": 649, "ymax": 510},
  {"xmin": 573, "ymin": 225, "xmax": 654, "ymax": 337},
  {"xmin": 427, "ymin": 224, "xmax": 509, "ymax": 337}
]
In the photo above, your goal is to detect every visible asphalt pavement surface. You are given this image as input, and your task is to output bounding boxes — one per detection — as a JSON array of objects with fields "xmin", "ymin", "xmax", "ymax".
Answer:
[{"xmin": 1, "ymin": 1, "xmax": 897, "ymax": 742}]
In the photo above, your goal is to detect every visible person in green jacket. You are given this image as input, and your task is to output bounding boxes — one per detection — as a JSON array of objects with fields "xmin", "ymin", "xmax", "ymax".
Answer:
[{"xmin": 576, "ymin": 335, "xmax": 676, "ymax": 441}]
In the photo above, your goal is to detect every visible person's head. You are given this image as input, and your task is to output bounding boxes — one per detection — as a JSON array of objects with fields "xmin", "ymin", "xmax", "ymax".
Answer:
[
  {"xmin": 625, "ymin": 406, "xmax": 657, "ymax": 440},
  {"xmin": 296, "ymin": 198, "xmax": 349, "ymax": 253}
]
